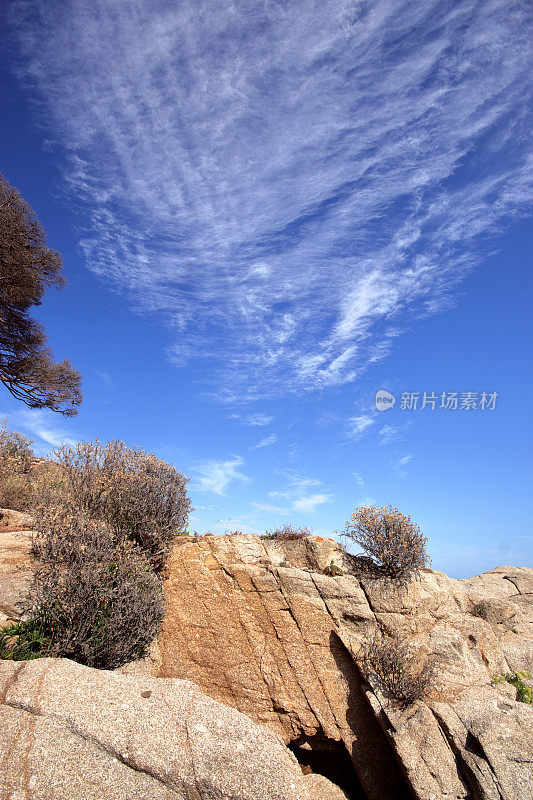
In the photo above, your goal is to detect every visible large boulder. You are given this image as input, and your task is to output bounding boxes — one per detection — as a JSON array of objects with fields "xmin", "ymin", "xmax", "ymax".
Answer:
[
  {"xmin": 141, "ymin": 534, "xmax": 533, "ymax": 800},
  {"xmin": 1, "ymin": 527, "xmax": 532, "ymax": 799},
  {"xmin": 0, "ymin": 657, "xmax": 347, "ymax": 800}
]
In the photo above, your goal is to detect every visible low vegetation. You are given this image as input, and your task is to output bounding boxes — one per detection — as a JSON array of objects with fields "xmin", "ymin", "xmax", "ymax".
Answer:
[
  {"xmin": 0, "ymin": 418, "xmax": 34, "ymax": 511},
  {"xmin": 360, "ymin": 628, "xmax": 435, "ymax": 707},
  {"xmin": 263, "ymin": 524, "xmax": 313, "ymax": 541},
  {"xmin": 35, "ymin": 439, "xmax": 191, "ymax": 570},
  {"xmin": 344, "ymin": 504, "xmax": 430, "ymax": 581},
  {"xmin": 323, "ymin": 560, "xmax": 343, "ymax": 576},
  {"xmin": 493, "ymin": 671, "xmax": 532, "ymax": 704},
  {"xmin": 0, "ymin": 436, "xmax": 191, "ymax": 669},
  {"xmin": 472, "ymin": 601, "xmax": 489, "ymax": 619}
]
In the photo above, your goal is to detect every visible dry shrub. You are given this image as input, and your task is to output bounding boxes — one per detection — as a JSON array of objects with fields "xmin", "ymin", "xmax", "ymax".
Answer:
[
  {"xmin": 14, "ymin": 506, "xmax": 164, "ymax": 668},
  {"xmin": 37, "ymin": 439, "xmax": 191, "ymax": 570},
  {"xmin": 360, "ymin": 629, "xmax": 434, "ymax": 708},
  {"xmin": 0, "ymin": 418, "xmax": 34, "ymax": 510},
  {"xmin": 263, "ymin": 524, "xmax": 313, "ymax": 541},
  {"xmin": 472, "ymin": 601, "xmax": 489, "ymax": 619},
  {"xmin": 0, "ymin": 437, "xmax": 189, "ymax": 668},
  {"xmin": 344, "ymin": 504, "xmax": 429, "ymax": 581}
]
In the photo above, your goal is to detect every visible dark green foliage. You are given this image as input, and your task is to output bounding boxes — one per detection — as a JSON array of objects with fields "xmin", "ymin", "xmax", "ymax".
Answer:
[
  {"xmin": 0, "ymin": 619, "xmax": 51, "ymax": 661},
  {"xmin": 493, "ymin": 671, "xmax": 532, "ymax": 704},
  {"xmin": 0, "ymin": 173, "xmax": 82, "ymax": 415}
]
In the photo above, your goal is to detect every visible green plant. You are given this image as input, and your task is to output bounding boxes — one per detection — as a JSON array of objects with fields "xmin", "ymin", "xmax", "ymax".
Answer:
[
  {"xmin": 0, "ymin": 619, "xmax": 52, "ymax": 661},
  {"xmin": 263, "ymin": 524, "xmax": 313, "ymax": 541},
  {"xmin": 323, "ymin": 560, "xmax": 343, "ymax": 577},
  {"xmin": 493, "ymin": 671, "xmax": 532, "ymax": 703},
  {"xmin": 35, "ymin": 439, "xmax": 191, "ymax": 570},
  {"xmin": 360, "ymin": 629, "xmax": 434, "ymax": 707},
  {"xmin": 344, "ymin": 504, "xmax": 430, "ymax": 581},
  {"xmin": 0, "ymin": 418, "xmax": 34, "ymax": 510}
]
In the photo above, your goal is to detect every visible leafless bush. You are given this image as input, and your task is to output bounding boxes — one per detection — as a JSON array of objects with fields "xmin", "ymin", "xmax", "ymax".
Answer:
[
  {"xmin": 263, "ymin": 524, "xmax": 313, "ymax": 541},
  {"xmin": 36, "ymin": 439, "xmax": 191, "ymax": 570},
  {"xmin": 344, "ymin": 504, "xmax": 430, "ymax": 581},
  {"xmin": 0, "ymin": 418, "xmax": 34, "ymax": 510},
  {"xmin": 360, "ymin": 628, "xmax": 434, "ymax": 707},
  {"xmin": 26, "ymin": 506, "xmax": 163, "ymax": 668},
  {"xmin": 472, "ymin": 601, "xmax": 488, "ymax": 619}
]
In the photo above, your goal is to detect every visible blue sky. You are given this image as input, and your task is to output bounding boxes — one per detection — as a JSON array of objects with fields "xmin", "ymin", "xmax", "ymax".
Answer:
[{"xmin": 1, "ymin": 0, "xmax": 532, "ymax": 577}]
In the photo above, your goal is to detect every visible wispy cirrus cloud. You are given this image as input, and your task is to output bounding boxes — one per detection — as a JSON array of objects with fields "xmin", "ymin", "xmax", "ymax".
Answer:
[
  {"xmin": 392, "ymin": 454, "xmax": 412, "ymax": 477},
  {"xmin": 94, "ymin": 369, "xmax": 112, "ymax": 387},
  {"xmin": 230, "ymin": 412, "xmax": 274, "ymax": 427},
  {"xmin": 379, "ymin": 421, "xmax": 411, "ymax": 445},
  {"xmin": 251, "ymin": 502, "xmax": 291, "ymax": 516},
  {"xmin": 353, "ymin": 472, "xmax": 365, "ymax": 487},
  {"xmin": 6, "ymin": 409, "xmax": 78, "ymax": 454},
  {"xmin": 293, "ymin": 493, "xmax": 333, "ymax": 514},
  {"xmin": 347, "ymin": 414, "xmax": 375, "ymax": 439},
  {"xmin": 7, "ymin": 1, "xmax": 532, "ymax": 394},
  {"xmin": 193, "ymin": 455, "xmax": 249, "ymax": 495},
  {"xmin": 253, "ymin": 433, "xmax": 277, "ymax": 449},
  {"xmin": 268, "ymin": 472, "xmax": 333, "ymax": 515}
]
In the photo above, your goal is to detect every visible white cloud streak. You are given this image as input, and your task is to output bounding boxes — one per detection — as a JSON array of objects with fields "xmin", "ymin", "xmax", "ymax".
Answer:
[
  {"xmin": 8, "ymin": 409, "xmax": 78, "ymax": 454},
  {"xmin": 293, "ymin": 493, "xmax": 332, "ymax": 513},
  {"xmin": 193, "ymin": 455, "xmax": 249, "ymax": 495},
  {"xmin": 231, "ymin": 412, "xmax": 274, "ymax": 427},
  {"xmin": 378, "ymin": 422, "xmax": 410, "ymax": 444},
  {"xmin": 253, "ymin": 433, "xmax": 277, "ymax": 449},
  {"xmin": 347, "ymin": 414, "xmax": 375, "ymax": 438},
  {"xmin": 392, "ymin": 453, "xmax": 412, "ymax": 477},
  {"xmin": 94, "ymin": 369, "xmax": 112, "ymax": 387},
  {"xmin": 7, "ymin": 0, "xmax": 532, "ymax": 394},
  {"xmin": 267, "ymin": 472, "xmax": 333, "ymax": 515}
]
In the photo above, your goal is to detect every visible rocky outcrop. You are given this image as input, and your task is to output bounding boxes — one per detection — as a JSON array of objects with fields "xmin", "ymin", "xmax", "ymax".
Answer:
[
  {"xmin": 0, "ymin": 508, "xmax": 33, "ymax": 626},
  {"xmin": 138, "ymin": 534, "xmax": 533, "ymax": 800},
  {"xmin": 1, "ymin": 524, "xmax": 532, "ymax": 799},
  {"xmin": 0, "ymin": 657, "xmax": 348, "ymax": 800}
]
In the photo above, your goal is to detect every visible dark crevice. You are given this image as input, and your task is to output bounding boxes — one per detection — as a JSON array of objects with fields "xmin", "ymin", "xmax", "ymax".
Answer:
[
  {"xmin": 329, "ymin": 631, "xmax": 416, "ymax": 800},
  {"xmin": 431, "ymin": 707, "xmax": 506, "ymax": 800},
  {"xmin": 429, "ymin": 708, "xmax": 474, "ymax": 799},
  {"xmin": 289, "ymin": 733, "xmax": 366, "ymax": 800}
]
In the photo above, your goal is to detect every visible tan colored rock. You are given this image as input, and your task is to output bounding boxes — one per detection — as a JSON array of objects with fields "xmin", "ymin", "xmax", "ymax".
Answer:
[
  {"xmin": 0, "ymin": 507, "xmax": 34, "ymax": 532},
  {"xmin": 145, "ymin": 534, "xmax": 533, "ymax": 800},
  {"xmin": 1, "ymin": 527, "xmax": 532, "ymax": 799},
  {"xmin": 0, "ymin": 511, "xmax": 33, "ymax": 626},
  {"xmin": 0, "ymin": 657, "xmax": 338, "ymax": 800},
  {"xmin": 431, "ymin": 686, "xmax": 533, "ymax": 800},
  {"xmin": 303, "ymin": 773, "xmax": 350, "ymax": 800},
  {"xmin": 263, "ymin": 536, "xmax": 345, "ymax": 572}
]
